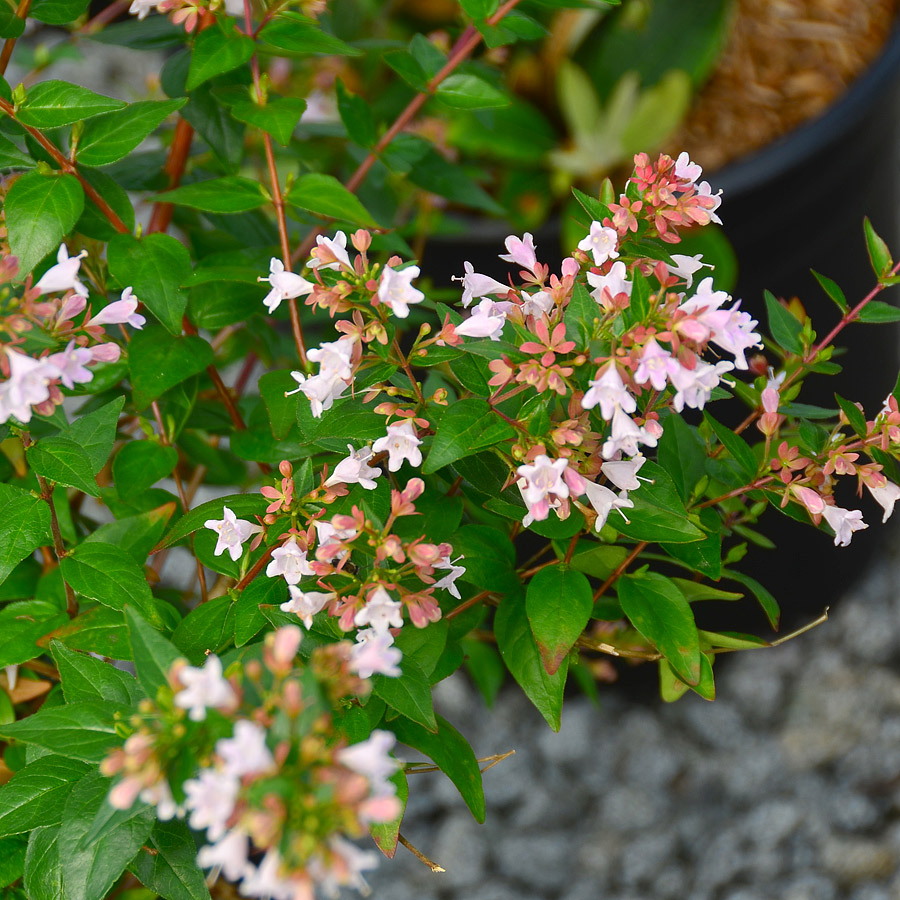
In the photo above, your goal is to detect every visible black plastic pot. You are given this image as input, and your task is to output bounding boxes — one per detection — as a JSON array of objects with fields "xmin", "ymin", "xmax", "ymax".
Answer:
[{"xmin": 421, "ymin": 18, "xmax": 900, "ymax": 636}]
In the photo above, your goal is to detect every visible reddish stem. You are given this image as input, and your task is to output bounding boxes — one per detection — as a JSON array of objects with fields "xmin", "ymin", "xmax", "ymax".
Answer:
[
  {"xmin": 0, "ymin": 0, "xmax": 31, "ymax": 75},
  {"xmin": 79, "ymin": 0, "xmax": 128, "ymax": 33},
  {"xmin": 147, "ymin": 117, "xmax": 195, "ymax": 235},
  {"xmin": 235, "ymin": 546, "xmax": 274, "ymax": 591}
]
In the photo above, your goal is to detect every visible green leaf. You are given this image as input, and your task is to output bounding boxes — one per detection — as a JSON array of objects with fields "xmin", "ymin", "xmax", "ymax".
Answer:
[
  {"xmin": 60, "ymin": 542, "xmax": 160, "ymax": 625},
  {"xmin": 154, "ymin": 176, "xmax": 267, "ymax": 213},
  {"xmin": 722, "ymin": 568, "xmax": 780, "ymax": 630},
  {"xmin": 369, "ymin": 770, "xmax": 407, "ymax": 859},
  {"xmin": 373, "ymin": 658, "xmax": 437, "ymax": 732},
  {"xmin": 0, "ymin": 701, "xmax": 130, "ymax": 762},
  {"xmin": 435, "ymin": 73, "xmax": 509, "ymax": 109},
  {"xmin": 84, "ymin": 503, "xmax": 176, "ymax": 564},
  {"xmin": 335, "ymin": 80, "xmax": 375, "ymax": 148},
  {"xmin": 181, "ymin": 81, "xmax": 246, "ymax": 171},
  {"xmin": 451, "ymin": 524, "xmax": 519, "ymax": 596},
  {"xmin": 495, "ymin": 590, "xmax": 567, "ymax": 730},
  {"xmin": 618, "ymin": 572, "xmax": 701, "ymax": 686},
  {"xmin": 5, "ymin": 171, "xmax": 84, "ymax": 275},
  {"xmin": 383, "ymin": 50, "xmax": 428, "ymax": 91},
  {"xmin": 703, "ymin": 411, "xmax": 757, "ymax": 480},
  {"xmin": 657, "ymin": 413, "xmax": 708, "ymax": 502},
  {"xmin": 29, "ymin": 0, "xmax": 88, "ymax": 24},
  {"xmin": 78, "ymin": 99, "xmax": 187, "ymax": 167},
  {"xmin": 50, "ymin": 640, "xmax": 143, "ymax": 705},
  {"xmin": 156, "ymin": 492, "xmax": 267, "ymax": 550},
  {"xmin": 113, "ymin": 441, "xmax": 178, "ymax": 500},
  {"xmin": 811, "ymin": 269, "xmax": 848, "ymax": 313},
  {"xmin": 0, "ymin": 756, "xmax": 90, "ymax": 837},
  {"xmin": 50, "ymin": 606, "xmax": 130, "ymax": 659},
  {"xmin": 0, "ymin": 133, "xmax": 34, "ymax": 169},
  {"xmin": 18, "ymin": 81, "xmax": 125, "ymax": 128},
  {"xmin": 835, "ymin": 393, "xmax": 867, "ymax": 439},
  {"xmin": 287, "ymin": 173, "xmax": 379, "ymax": 227},
  {"xmin": 258, "ymin": 15, "xmax": 360, "ymax": 56},
  {"xmin": 128, "ymin": 329, "xmax": 214, "ymax": 409},
  {"xmin": 230, "ymin": 96, "xmax": 306, "ymax": 146},
  {"xmin": 171, "ymin": 595, "xmax": 234, "ymax": 664},
  {"xmin": 563, "ymin": 280, "xmax": 598, "ymax": 348},
  {"xmin": 63, "ymin": 396, "xmax": 125, "ymax": 475},
  {"xmin": 0, "ymin": 601, "xmax": 67, "ymax": 668},
  {"xmin": 0, "ymin": 484, "xmax": 51, "ymax": 587},
  {"xmin": 259, "ymin": 369, "xmax": 299, "ymax": 439},
  {"xmin": 58, "ymin": 771, "xmax": 155, "ymax": 900},
  {"xmin": 23, "ymin": 826, "xmax": 63, "ymax": 900},
  {"xmin": 0, "ymin": 834, "xmax": 26, "ymax": 887},
  {"xmin": 108, "ymin": 234, "xmax": 192, "ymax": 335},
  {"xmin": 764, "ymin": 289, "xmax": 803, "ymax": 355},
  {"xmin": 525, "ymin": 563, "xmax": 592, "ymax": 676},
  {"xmin": 125, "ymin": 607, "xmax": 181, "ymax": 698},
  {"xmin": 670, "ymin": 578, "xmax": 743, "ymax": 603},
  {"xmin": 864, "ymin": 217, "xmax": 894, "ymax": 278},
  {"xmin": 390, "ymin": 715, "xmax": 484, "ymax": 823},
  {"xmin": 128, "ymin": 820, "xmax": 212, "ymax": 900},
  {"xmin": 27, "ymin": 436, "xmax": 99, "ymax": 496},
  {"xmin": 698, "ymin": 629, "xmax": 768, "ymax": 650},
  {"xmin": 460, "ymin": 0, "xmax": 499, "ymax": 18},
  {"xmin": 187, "ymin": 27, "xmax": 255, "ymax": 90},
  {"xmin": 616, "ymin": 462, "xmax": 704, "ymax": 544},
  {"xmin": 857, "ymin": 299, "xmax": 900, "ymax": 323},
  {"xmin": 0, "ymin": 0, "xmax": 25, "ymax": 37},
  {"xmin": 424, "ymin": 399, "xmax": 515, "ymax": 473}
]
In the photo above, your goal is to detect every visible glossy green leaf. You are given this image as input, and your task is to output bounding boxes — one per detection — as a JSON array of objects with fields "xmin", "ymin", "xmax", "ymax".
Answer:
[
  {"xmin": 126, "ymin": 607, "xmax": 181, "ymax": 698},
  {"xmin": 48, "ymin": 605, "xmax": 130, "ymax": 659},
  {"xmin": 864, "ymin": 216, "xmax": 893, "ymax": 278},
  {"xmin": 452, "ymin": 524, "xmax": 519, "ymax": 596},
  {"xmin": 0, "ymin": 755, "xmax": 90, "ymax": 837},
  {"xmin": 703, "ymin": 411, "xmax": 757, "ymax": 481},
  {"xmin": 857, "ymin": 299, "xmax": 900, "ymax": 323},
  {"xmin": 5, "ymin": 171, "xmax": 84, "ymax": 275},
  {"xmin": 722, "ymin": 568, "xmax": 780, "ymax": 630},
  {"xmin": 0, "ymin": 484, "xmax": 51, "ymax": 586},
  {"xmin": 181, "ymin": 81, "xmax": 246, "ymax": 171},
  {"xmin": 29, "ymin": 0, "xmax": 88, "ymax": 24},
  {"xmin": 811, "ymin": 269, "xmax": 848, "ymax": 313},
  {"xmin": 0, "ymin": 602, "xmax": 67, "ymax": 668},
  {"xmin": 78, "ymin": 98, "xmax": 187, "ymax": 167},
  {"xmin": 128, "ymin": 329, "xmax": 214, "ymax": 409},
  {"xmin": 436, "ymin": 73, "xmax": 509, "ymax": 109},
  {"xmin": 258, "ymin": 15, "xmax": 360, "ymax": 56},
  {"xmin": 424, "ymin": 399, "xmax": 515, "ymax": 473},
  {"xmin": 0, "ymin": 833, "xmax": 26, "ymax": 887},
  {"xmin": 0, "ymin": 701, "xmax": 130, "ymax": 762},
  {"xmin": 18, "ymin": 81, "xmax": 125, "ymax": 128},
  {"xmin": 525, "ymin": 563, "xmax": 593, "ymax": 675},
  {"xmin": 390, "ymin": 715, "xmax": 484, "ymax": 822},
  {"xmin": 287, "ymin": 173, "xmax": 378, "ymax": 227},
  {"xmin": 616, "ymin": 462, "xmax": 704, "ymax": 544},
  {"xmin": 27, "ymin": 436, "xmax": 99, "ymax": 496},
  {"xmin": 171, "ymin": 595, "xmax": 234, "ymax": 664},
  {"xmin": 128, "ymin": 820, "xmax": 212, "ymax": 900},
  {"xmin": 113, "ymin": 441, "xmax": 178, "ymax": 500},
  {"xmin": 186, "ymin": 27, "xmax": 255, "ymax": 90},
  {"xmin": 495, "ymin": 590, "xmax": 567, "ymax": 730},
  {"xmin": 108, "ymin": 234, "xmax": 192, "ymax": 335},
  {"xmin": 0, "ymin": 133, "xmax": 34, "ymax": 169},
  {"xmin": 335, "ymin": 80, "xmax": 375, "ymax": 148},
  {"xmin": 234, "ymin": 574, "xmax": 285, "ymax": 646},
  {"xmin": 84, "ymin": 503, "xmax": 176, "ymax": 564},
  {"xmin": 373, "ymin": 658, "xmax": 437, "ymax": 732},
  {"xmin": 230, "ymin": 96, "xmax": 306, "ymax": 146},
  {"xmin": 23, "ymin": 826, "xmax": 64, "ymax": 900},
  {"xmin": 60, "ymin": 542, "xmax": 160, "ymax": 625},
  {"xmin": 764, "ymin": 289, "xmax": 803, "ymax": 355},
  {"xmin": 835, "ymin": 393, "xmax": 867, "ymax": 438},
  {"xmin": 154, "ymin": 176, "xmax": 267, "ymax": 213},
  {"xmin": 50, "ymin": 640, "xmax": 143, "ymax": 705},
  {"xmin": 618, "ymin": 571, "xmax": 701, "ymax": 685},
  {"xmin": 62, "ymin": 396, "xmax": 125, "ymax": 475}
]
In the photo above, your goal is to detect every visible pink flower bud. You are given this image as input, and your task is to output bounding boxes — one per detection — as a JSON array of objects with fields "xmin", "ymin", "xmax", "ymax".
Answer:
[
  {"xmin": 792, "ymin": 485, "xmax": 826, "ymax": 517},
  {"xmin": 59, "ymin": 294, "xmax": 87, "ymax": 320},
  {"xmin": 278, "ymin": 459, "xmax": 292, "ymax": 478},
  {"xmin": 271, "ymin": 625, "xmax": 302, "ymax": 666}
]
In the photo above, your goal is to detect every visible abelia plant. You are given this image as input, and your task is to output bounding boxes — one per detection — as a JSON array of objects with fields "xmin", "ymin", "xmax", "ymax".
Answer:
[{"xmin": 1, "ymin": 0, "xmax": 900, "ymax": 897}]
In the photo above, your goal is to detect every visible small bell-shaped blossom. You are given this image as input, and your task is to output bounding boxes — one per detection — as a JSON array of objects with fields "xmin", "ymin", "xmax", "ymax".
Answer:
[
  {"xmin": 197, "ymin": 829, "xmax": 253, "ymax": 882},
  {"xmin": 46, "ymin": 340, "xmax": 93, "ymax": 390},
  {"xmin": 602, "ymin": 455, "xmax": 648, "ymax": 491},
  {"xmin": 822, "ymin": 504, "xmax": 868, "ymax": 547},
  {"xmin": 578, "ymin": 221, "xmax": 619, "ymax": 266},
  {"xmin": 373, "ymin": 421, "xmax": 422, "ymax": 472},
  {"xmin": 601, "ymin": 407, "xmax": 658, "ymax": 459},
  {"xmin": 697, "ymin": 181, "xmax": 723, "ymax": 224},
  {"xmin": 314, "ymin": 518, "xmax": 356, "ymax": 564},
  {"xmin": 0, "ymin": 349, "xmax": 57, "ymax": 424},
  {"xmin": 87, "ymin": 287, "xmax": 146, "ymax": 329},
  {"xmin": 520, "ymin": 289, "xmax": 554, "ymax": 318},
  {"xmin": 350, "ymin": 628, "xmax": 402, "ymax": 679},
  {"xmin": 183, "ymin": 768, "xmax": 239, "ymax": 840},
  {"xmin": 455, "ymin": 298, "xmax": 509, "ymax": 341},
  {"xmin": 454, "ymin": 261, "xmax": 508, "ymax": 307},
  {"xmin": 582, "ymin": 363, "xmax": 637, "ymax": 420},
  {"xmin": 517, "ymin": 455, "xmax": 570, "ymax": 522},
  {"xmin": 285, "ymin": 336, "xmax": 355, "ymax": 417},
  {"xmin": 266, "ymin": 537, "xmax": 315, "ymax": 585},
  {"xmin": 286, "ymin": 370, "xmax": 348, "ymax": 418},
  {"xmin": 674, "ymin": 151, "xmax": 703, "ymax": 184},
  {"xmin": 92, "ymin": 343, "xmax": 122, "ymax": 363},
  {"xmin": 377, "ymin": 264, "xmax": 424, "ymax": 319},
  {"xmin": 634, "ymin": 338, "xmax": 674, "ymax": 392},
  {"xmin": 355, "ymin": 586, "xmax": 403, "ymax": 633},
  {"xmin": 667, "ymin": 253, "xmax": 712, "ymax": 288},
  {"xmin": 128, "ymin": 0, "xmax": 158, "ymax": 18},
  {"xmin": 865, "ymin": 478, "xmax": 900, "ymax": 522},
  {"xmin": 174, "ymin": 655, "xmax": 236, "ymax": 721},
  {"xmin": 204, "ymin": 506, "xmax": 263, "ymax": 561},
  {"xmin": 583, "ymin": 480, "xmax": 634, "ymax": 531},
  {"xmin": 59, "ymin": 293, "xmax": 87, "ymax": 321},
  {"xmin": 238, "ymin": 850, "xmax": 293, "ymax": 900},
  {"xmin": 139, "ymin": 780, "xmax": 178, "ymax": 821},
  {"xmin": 34, "ymin": 244, "xmax": 89, "ymax": 296},
  {"xmin": 337, "ymin": 730, "xmax": 399, "ymax": 795},
  {"xmin": 432, "ymin": 555, "xmax": 466, "ymax": 599},
  {"xmin": 704, "ymin": 302, "xmax": 762, "ymax": 370},
  {"xmin": 499, "ymin": 232, "xmax": 538, "ymax": 273},
  {"xmin": 325, "ymin": 444, "xmax": 381, "ymax": 489},
  {"xmin": 669, "ymin": 359, "xmax": 734, "ymax": 412},
  {"xmin": 280, "ymin": 585, "xmax": 335, "ymax": 629},
  {"xmin": 215, "ymin": 720, "xmax": 274, "ymax": 778},
  {"xmin": 587, "ymin": 261, "xmax": 632, "ymax": 308},
  {"xmin": 309, "ymin": 231, "xmax": 352, "ymax": 271},
  {"xmin": 259, "ymin": 258, "xmax": 314, "ymax": 313}
]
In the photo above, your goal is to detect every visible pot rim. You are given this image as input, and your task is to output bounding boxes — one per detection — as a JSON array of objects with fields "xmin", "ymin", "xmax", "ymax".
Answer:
[{"xmin": 710, "ymin": 14, "xmax": 900, "ymax": 197}]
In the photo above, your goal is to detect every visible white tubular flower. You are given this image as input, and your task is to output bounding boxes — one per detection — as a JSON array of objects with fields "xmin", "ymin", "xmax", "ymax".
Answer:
[
  {"xmin": 128, "ymin": 0, "xmax": 158, "ymax": 18},
  {"xmin": 453, "ymin": 261, "xmax": 508, "ymax": 308},
  {"xmin": 377, "ymin": 264, "xmax": 424, "ymax": 319},
  {"xmin": 455, "ymin": 298, "xmax": 509, "ymax": 341},
  {"xmin": 310, "ymin": 837, "xmax": 381, "ymax": 900},
  {"xmin": 578, "ymin": 221, "xmax": 619, "ymax": 266},
  {"xmin": 633, "ymin": 338, "xmax": 673, "ymax": 392},
  {"xmin": 583, "ymin": 480, "xmax": 634, "ymax": 531},
  {"xmin": 586, "ymin": 261, "xmax": 632, "ymax": 308},
  {"xmin": 285, "ymin": 370, "xmax": 348, "ymax": 418},
  {"xmin": 197, "ymin": 829, "xmax": 253, "ymax": 882},
  {"xmin": 432, "ymin": 555, "xmax": 466, "ymax": 599},
  {"xmin": 582, "ymin": 363, "xmax": 637, "ymax": 421},
  {"xmin": 204, "ymin": 506, "xmax": 262, "ymax": 562},
  {"xmin": 350, "ymin": 628, "xmax": 402, "ymax": 679},
  {"xmin": 516, "ymin": 455, "xmax": 569, "ymax": 523},
  {"xmin": 602, "ymin": 455, "xmax": 648, "ymax": 492},
  {"xmin": 822, "ymin": 505, "xmax": 868, "ymax": 547},
  {"xmin": 259, "ymin": 258, "xmax": 314, "ymax": 313},
  {"xmin": 520, "ymin": 289, "xmax": 554, "ymax": 319},
  {"xmin": 354, "ymin": 586, "xmax": 403, "ymax": 633},
  {"xmin": 0, "ymin": 349, "xmax": 57, "ymax": 425},
  {"xmin": 46, "ymin": 340, "xmax": 93, "ymax": 390},
  {"xmin": 667, "ymin": 253, "xmax": 712, "ymax": 288},
  {"xmin": 309, "ymin": 231, "xmax": 352, "ymax": 271},
  {"xmin": 372, "ymin": 421, "xmax": 422, "ymax": 472},
  {"xmin": 324, "ymin": 444, "xmax": 381, "ymax": 489},
  {"xmin": 866, "ymin": 479, "xmax": 900, "ymax": 523},
  {"xmin": 86, "ymin": 287, "xmax": 146, "ymax": 329},
  {"xmin": 674, "ymin": 151, "xmax": 702, "ymax": 184},
  {"xmin": 266, "ymin": 538, "xmax": 314, "ymax": 585},
  {"xmin": 238, "ymin": 850, "xmax": 294, "ymax": 899},
  {"xmin": 173, "ymin": 655, "xmax": 236, "ymax": 721},
  {"xmin": 139, "ymin": 780, "xmax": 179, "ymax": 821},
  {"xmin": 216, "ymin": 720, "xmax": 274, "ymax": 778},
  {"xmin": 183, "ymin": 768, "xmax": 239, "ymax": 841},
  {"xmin": 601, "ymin": 407, "xmax": 658, "ymax": 460},
  {"xmin": 34, "ymin": 244, "xmax": 88, "ymax": 296},
  {"xmin": 499, "ymin": 232, "xmax": 538, "ymax": 273},
  {"xmin": 337, "ymin": 730, "xmax": 399, "ymax": 794},
  {"xmin": 280, "ymin": 585, "xmax": 335, "ymax": 629}
]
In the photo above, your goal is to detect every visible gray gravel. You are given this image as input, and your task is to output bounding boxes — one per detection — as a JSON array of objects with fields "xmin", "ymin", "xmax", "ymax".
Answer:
[{"xmin": 367, "ymin": 538, "xmax": 900, "ymax": 900}]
